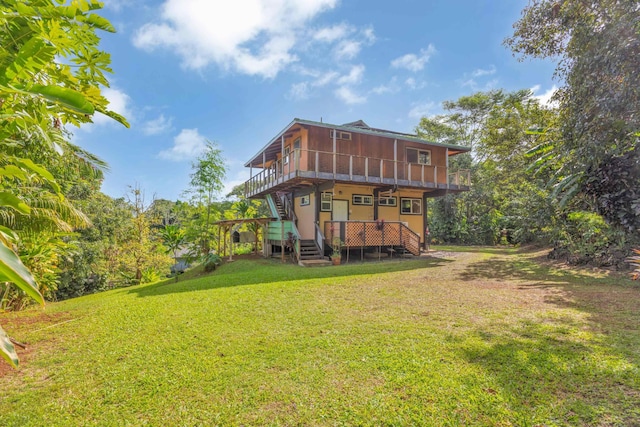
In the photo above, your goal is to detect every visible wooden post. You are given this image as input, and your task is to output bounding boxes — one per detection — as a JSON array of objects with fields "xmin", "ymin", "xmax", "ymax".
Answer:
[
  {"xmin": 445, "ymin": 148, "xmax": 449, "ymax": 188},
  {"xmin": 349, "ymin": 155, "xmax": 353, "ymax": 180},
  {"xmin": 365, "ymin": 157, "xmax": 369, "ymax": 182},
  {"xmin": 332, "ymin": 130, "xmax": 337, "ymax": 178},
  {"xmin": 229, "ymin": 226, "xmax": 233, "ymax": 262},
  {"xmin": 393, "ymin": 139, "xmax": 398, "ymax": 183},
  {"xmin": 380, "ymin": 159, "xmax": 384, "ymax": 180},
  {"xmin": 315, "ymin": 151, "xmax": 319, "ymax": 176},
  {"xmin": 408, "ymin": 162, "xmax": 412, "ymax": 182},
  {"xmin": 423, "ymin": 192, "xmax": 429, "ymax": 251},
  {"xmin": 421, "ymin": 164, "xmax": 425, "ymax": 185},
  {"xmin": 281, "ymin": 222, "xmax": 285, "ymax": 263}
]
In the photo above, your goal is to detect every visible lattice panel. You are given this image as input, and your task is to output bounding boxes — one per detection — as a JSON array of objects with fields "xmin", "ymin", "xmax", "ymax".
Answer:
[
  {"xmin": 327, "ymin": 221, "xmax": 421, "ymax": 255},
  {"xmin": 344, "ymin": 222, "xmax": 365, "ymax": 246}
]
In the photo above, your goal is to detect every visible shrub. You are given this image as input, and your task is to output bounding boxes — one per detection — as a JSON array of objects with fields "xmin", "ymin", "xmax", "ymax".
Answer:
[
  {"xmin": 549, "ymin": 211, "xmax": 629, "ymax": 267},
  {"xmin": 204, "ymin": 254, "xmax": 222, "ymax": 272}
]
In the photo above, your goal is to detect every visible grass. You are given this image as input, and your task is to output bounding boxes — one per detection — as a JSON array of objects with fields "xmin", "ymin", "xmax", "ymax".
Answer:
[{"xmin": 1, "ymin": 247, "xmax": 639, "ymax": 426}]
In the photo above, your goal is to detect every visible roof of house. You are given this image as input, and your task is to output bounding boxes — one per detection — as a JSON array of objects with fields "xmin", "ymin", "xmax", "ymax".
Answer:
[{"xmin": 244, "ymin": 118, "xmax": 471, "ymax": 167}]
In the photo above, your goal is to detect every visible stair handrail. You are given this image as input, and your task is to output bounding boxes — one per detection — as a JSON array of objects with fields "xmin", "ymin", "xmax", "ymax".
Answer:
[
  {"xmin": 314, "ymin": 222, "xmax": 325, "ymax": 254},
  {"xmin": 398, "ymin": 222, "xmax": 421, "ymax": 255},
  {"xmin": 264, "ymin": 194, "xmax": 281, "ymax": 219},
  {"xmin": 278, "ymin": 191, "xmax": 297, "ymax": 223}
]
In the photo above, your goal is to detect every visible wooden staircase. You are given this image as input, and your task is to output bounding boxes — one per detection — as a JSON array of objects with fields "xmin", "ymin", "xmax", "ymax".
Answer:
[
  {"xmin": 272, "ymin": 194, "xmax": 287, "ymax": 219},
  {"xmin": 298, "ymin": 239, "xmax": 331, "ymax": 266}
]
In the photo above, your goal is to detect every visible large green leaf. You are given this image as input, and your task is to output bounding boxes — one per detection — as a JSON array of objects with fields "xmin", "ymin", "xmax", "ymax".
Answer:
[
  {"xmin": 79, "ymin": 13, "xmax": 116, "ymax": 32},
  {"xmin": 28, "ymin": 85, "xmax": 95, "ymax": 115},
  {"xmin": 0, "ymin": 225, "xmax": 18, "ymax": 243},
  {"xmin": 0, "ymin": 241, "xmax": 44, "ymax": 306},
  {"xmin": 2, "ymin": 36, "xmax": 56, "ymax": 83},
  {"xmin": 0, "ymin": 325, "xmax": 19, "ymax": 369},
  {"xmin": 0, "ymin": 165, "xmax": 28, "ymax": 181},
  {"xmin": 14, "ymin": 158, "xmax": 62, "ymax": 194},
  {"xmin": 0, "ymin": 192, "xmax": 31, "ymax": 214},
  {"xmin": 94, "ymin": 105, "xmax": 130, "ymax": 128}
]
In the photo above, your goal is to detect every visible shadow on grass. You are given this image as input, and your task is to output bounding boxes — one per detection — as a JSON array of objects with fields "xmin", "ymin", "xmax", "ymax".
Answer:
[
  {"xmin": 458, "ymin": 251, "xmax": 626, "ymax": 287},
  {"xmin": 453, "ymin": 251, "xmax": 640, "ymax": 425},
  {"xmin": 451, "ymin": 316, "xmax": 640, "ymax": 425},
  {"xmin": 128, "ymin": 256, "xmax": 455, "ymax": 298}
]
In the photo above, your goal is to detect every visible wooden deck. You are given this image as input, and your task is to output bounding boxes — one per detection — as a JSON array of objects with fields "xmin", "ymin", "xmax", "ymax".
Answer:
[
  {"xmin": 324, "ymin": 220, "xmax": 421, "ymax": 256},
  {"xmin": 245, "ymin": 149, "xmax": 471, "ymax": 198}
]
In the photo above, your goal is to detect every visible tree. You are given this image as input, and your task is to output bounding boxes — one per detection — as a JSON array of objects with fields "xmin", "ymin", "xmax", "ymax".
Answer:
[
  {"xmin": 185, "ymin": 142, "xmax": 226, "ymax": 257},
  {"xmin": 506, "ymin": 0, "xmax": 640, "ymax": 234},
  {"xmin": 119, "ymin": 186, "xmax": 172, "ymax": 284},
  {"xmin": 0, "ymin": 0, "xmax": 127, "ymax": 368},
  {"xmin": 159, "ymin": 224, "xmax": 186, "ymax": 281},
  {"xmin": 416, "ymin": 90, "xmax": 558, "ymax": 245}
]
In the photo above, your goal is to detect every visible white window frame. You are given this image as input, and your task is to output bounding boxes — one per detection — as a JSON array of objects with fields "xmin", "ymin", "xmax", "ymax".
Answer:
[
  {"xmin": 378, "ymin": 196, "xmax": 397, "ymax": 207},
  {"xmin": 352, "ymin": 194, "xmax": 373, "ymax": 205},
  {"xmin": 406, "ymin": 147, "xmax": 431, "ymax": 165},
  {"xmin": 321, "ymin": 192, "xmax": 332, "ymax": 211},
  {"xmin": 329, "ymin": 130, "xmax": 352, "ymax": 141},
  {"xmin": 283, "ymin": 146, "xmax": 291, "ymax": 165},
  {"xmin": 300, "ymin": 195, "xmax": 310, "ymax": 206},
  {"xmin": 400, "ymin": 198, "xmax": 422, "ymax": 215}
]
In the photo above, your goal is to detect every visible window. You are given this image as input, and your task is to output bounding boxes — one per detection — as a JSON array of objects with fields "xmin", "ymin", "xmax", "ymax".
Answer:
[
  {"xmin": 352, "ymin": 194, "xmax": 373, "ymax": 205},
  {"xmin": 329, "ymin": 130, "xmax": 352, "ymax": 141},
  {"xmin": 283, "ymin": 146, "xmax": 291, "ymax": 164},
  {"xmin": 300, "ymin": 195, "xmax": 310, "ymax": 206},
  {"xmin": 378, "ymin": 196, "xmax": 397, "ymax": 206},
  {"xmin": 321, "ymin": 192, "xmax": 332, "ymax": 211},
  {"xmin": 293, "ymin": 137, "xmax": 301, "ymax": 150},
  {"xmin": 400, "ymin": 198, "xmax": 422, "ymax": 215},
  {"xmin": 406, "ymin": 148, "xmax": 431, "ymax": 165}
]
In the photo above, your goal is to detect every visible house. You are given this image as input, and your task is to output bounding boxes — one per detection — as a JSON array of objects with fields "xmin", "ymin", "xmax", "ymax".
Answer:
[{"xmin": 243, "ymin": 118, "xmax": 471, "ymax": 264}]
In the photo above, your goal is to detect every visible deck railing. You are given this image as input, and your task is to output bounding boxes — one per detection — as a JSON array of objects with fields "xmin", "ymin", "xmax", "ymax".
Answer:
[
  {"xmin": 245, "ymin": 149, "xmax": 471, "ymax": 197},
  {"xmin": 324, "ymin": 220, "xmax": 421, "ymax": 256}
]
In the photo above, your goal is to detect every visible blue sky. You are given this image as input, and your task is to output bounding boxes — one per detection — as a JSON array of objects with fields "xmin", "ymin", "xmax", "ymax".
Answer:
[{"xmin": 74, "ymin": 0, "xmax": 557, "ymax": 201}]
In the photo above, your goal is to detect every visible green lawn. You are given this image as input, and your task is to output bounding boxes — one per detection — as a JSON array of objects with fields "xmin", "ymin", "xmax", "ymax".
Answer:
[{"xmin": 1, "ymin": 247, "xmax": 639, "ymax": 426}]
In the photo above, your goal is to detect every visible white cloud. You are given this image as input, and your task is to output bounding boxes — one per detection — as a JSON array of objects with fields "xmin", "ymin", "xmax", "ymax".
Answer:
[
  {"xmin": 335, "ymin": 86, "xmax": 366, "ymax": 105},
  {"xmin": 361, "ymin": 26, "xmax": 376, "ymax": 43},
  {"xmin": 391, "ymin": 44, "xmax": 436, "ymax": 72},
  {"xmin": 92, "ymin": 87, "xmax": 133, "ymax": 126},
  {"xmin": 158, "ymin": 128, "xmax": 208, "ymax": 161},
  {"xmin": 461, "ymin": 77, "xmax": 498, "ymax": 92},
  {"xmin": 313, "ymin": 23, "xmax": 352, "ymax": 43},
  {"xmin": 460, "ymin": 65, "xmax": 498, "ymax": 91},
  {"xmin": 288, "ymin": 82, "xmax": 310, "ymax": 100},
  {"xmin": 371, "ymin": 77, "xmax": 400, "ymax": 95},
  {"xmin": 133, "ymin": 0, "xmax": 338, "ymax": 78},
  {"xmin": 222, "ymin": 168, "xmax": 250, "ymax": 199},
  {"xmin": 313, "ymin": 71, "xmax": 339, "ymax": 87},
  {"xmin": 471, "ymin": 65, "xmax": 496, "ymax": 77},
  {"xmin": 142, "ymin": 114, "xmax": 173, "ymax": 135},
  {"xmin": 408, "ymin": 102, "xmax": 436, "ymax": 119},
  {"xmin": 337, "ymin": 64, "xmax": 365, "ymax": 85},
  {"xmin": 405, "ymin": 77, "xmax": 427, "ymax": 90},
  {"xmin": 334, "ymin": 39, "xmax": 361, "ymax": 60},
  {"xmin": 531, "ymin": 84, "xmax": 559, "ymax": 107}
]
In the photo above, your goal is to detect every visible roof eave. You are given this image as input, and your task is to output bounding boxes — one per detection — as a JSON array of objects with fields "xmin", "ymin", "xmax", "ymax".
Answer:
[{"xmin": 244, "ymin": 118, "xmax": 471, "ymax": 167}]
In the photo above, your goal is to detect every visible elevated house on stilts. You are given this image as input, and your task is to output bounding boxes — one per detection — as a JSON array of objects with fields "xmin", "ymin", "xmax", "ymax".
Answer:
[{"xmin": 243, "ymin": 119, "xmax": 471, "ymax": 265}]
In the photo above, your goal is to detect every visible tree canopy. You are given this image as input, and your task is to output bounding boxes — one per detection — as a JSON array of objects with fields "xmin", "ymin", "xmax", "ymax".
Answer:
[
  {"xmin": 505, "ymin": 0, "xmax": 640, "ymax": 232},
  {"xmin": 0, "ymin": 0, "xmax": 127, "ymax": 368}
]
